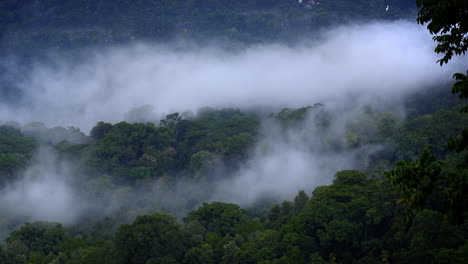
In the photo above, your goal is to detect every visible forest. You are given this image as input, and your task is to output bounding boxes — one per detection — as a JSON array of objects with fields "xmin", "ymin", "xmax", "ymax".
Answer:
[
  {"xmin": 0, "ymin": 94, "xmax": 466, "ymax": 263},
  {"xmin": 0, "ymin": 0, "xmax": 467, "ymax": 264},
  {"xmin": 0, "ymin": 0, "xmax": 415, "ymax": 54}
]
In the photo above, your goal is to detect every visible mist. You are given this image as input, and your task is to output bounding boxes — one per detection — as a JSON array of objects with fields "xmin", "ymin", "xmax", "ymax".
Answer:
[
  {"xmin": 0, "ymin": 20, "xmax": 466, "ymax": 234},
  {"xmin": 0, "ymin": 147, "xmax": 81, "ymax": 238},
  {"xmin": 0, "ymin": 105, "xmax": 386, "ymax": 234},
  {"xmin": 0, "ymin": 20, "xmax": 464, "ymax": 132},
  {"xmin": 210, "ymin": 114, "xmax": 373, "ymax": 206}
]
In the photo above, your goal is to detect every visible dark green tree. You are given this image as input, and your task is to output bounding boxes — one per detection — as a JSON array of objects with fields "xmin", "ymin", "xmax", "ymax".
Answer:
[
  {"xmin": 184, "ymin": 202, "xmax": 258, "ymax": 237},
  {"xmin": 0, "ymin": 125, "xmax": 37, "ymax": 183},
  {"xmin": 386, "ymin": 149, "xmax": 442, "ymax": 210},
  {"xmin": 6, "ymin": 222, "xmax": 67, "ymax": 256},
  {"xmin": 115, "ymin": 212, "xmax": 187, "ymax": 264},
  {"xmin": 417, "ymin": 0, "xmax": 468, "ymax": 66},
  {"xmin": 386, "ymin": 0, "xmax": 468, "ymax": 226},
  {"xmin": 160, "ymin": 113, "xmax": 182, "ymax": 131},
  {"xmin": 417, "ymin": 0, "xmax": 468, "ymax": 120},
  {"xmin": 90, "ymin": 121, "xmax": 113, "ymax": 140}
]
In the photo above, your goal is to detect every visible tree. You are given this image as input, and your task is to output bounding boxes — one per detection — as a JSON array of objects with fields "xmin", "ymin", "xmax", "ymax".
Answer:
[
  {"xmin": 286, "ymin": 170, "xmax": 394, "ymax": 263},
  {"xmin": 385, "ymin": 149, "xmax": 442, "ymax": 210},
  {"xmin": 115, "ymin": 212, "xmax": 186, "ymax": 264},
  {"xmin": 0, "ymin": 125, "xmax": 37, "ymax": 183},
  {"xmin": 390, "ymin": 0, "xmax": 468, "ymax": 225},
  {"xmin": 183, "ymin": 244, "xmax": 215, "ymax": 264},
  {"xmin": 88, "ymin": 122, "xmax": 175, "ymax": 180},
  {"xmin": 384, "ymin": 1, "xmax": 468, "ymax": 227},
  {"xmin": 6, "ymin": 222, "xmax": 67, "ymax": 256},
  {"xmin": 160, "ymin": 112, "xmax": 182, "ymax": 131},
  {"xmin": 416, "ymin": 0, "xmax": 468, "ymax": 66},
  {"xmin": 184, "ymin": 202, "xmax": 255, "ymax": 237},
  {"xmin": 417, "ymin": 0, "xmax": 468, "ymax": 152},
  {"xmin": 416, "ymin": 0, "xmax": 468, "ymax": 110},
  {"xmin": 90, "ymin": 121, "xmax": 113, "ymax": 140}
]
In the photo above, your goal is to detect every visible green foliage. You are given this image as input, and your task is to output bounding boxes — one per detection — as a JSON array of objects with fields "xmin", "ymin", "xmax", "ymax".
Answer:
[
  {"xmin": 416, "ymin": 0, "xmax": 468, "ymax": 65},
  {"xmin": 416, "ymin": 1, "xmax": 468, "ymax": 204},
  {"xmin": 0, "ymin": 100, "xmax": 463, "ymax": 264},
  {"xmin": 90, "ymin": 121, "xmax": 113, "ymax": 140},
  {"xmin": 387, "ymin": 147, "xmax": 467, "ymax": 226},
  {"xmin": 88, "ymin": 122, "xmax": 175, "ymax": 181},
  {"xmin": 115, "ymin": 212, "xmax": 186, "ymax": 264},
  {"xmin": 240, "ymin": 230, "xmax": 282, "ymax": 262},
  {"xmin": 385, "ymin": 1, "xmax": 468, "ymax": 230},
  {"xmin": 189, "ymin": 150, "xmax": 219, "ymax": 178},
  {"xmin": 6, "ymin": 222, "xmax": 67, "ymax": 256},
  {"xmin": 183, "ymin": 243, "xmax": 215, "ymax": 264},
  {"xmin": 286, "ymin": 170, "xmax": 396, "ymax": 263},
  {"xmin": 395, "ymin": 108, "xmax": 468, "ymax": 160},
  {"xmin": 386, "ymin": 149, "xmax": 442, "ymax": 210},
  {"xmin": 0, "ymin": 167, "xmax": 465, "ymax": 264},
  {"xmin": 0, "ymin": 125, "xmax": 37, "ymax": 183},
  {"xmin": 0, "ymin": 0, "xmax": 415, "ymax": 54},
  {"xmin": 184, "ymin": 202, "xmax": 258, "ymax": 237},
  {"xmin": 381, "ymin": 1, "xmax": 468, "ymax": 232},
  {"xmin": 344, "ymin": 108, "xmax": 399, "ymax": 148},
  {"xmin": 176, "ymin": 108, "xmax": 259, "ymax": 169},
  {"xmin": 22, "ymin": 122, "xmax": 88, "ymax": 144},
  {"xmin": 0, "ymin": 2, "xmax": 466, "ymax": 264},
  {"xmin": 276, "ymin": 106, "xmax": 314, "ymax": 126},
  {"xmin": 2, "ymin": 240, "xmax": 28, "ymax": 264},
  {"xmin": 85, "ymin": 109, "xmax": 259, "ymax": 182},
  {"xmin": 275, "ymin": 104, "xmax": 331, "ymax": 130},
  {"xmin": 452, "ymin": 71, "xmax": 468, "ymax": 108},
  {"xmin": 293, "ymin": 190, "xmax": 310, "ymax": 215},
  {"xmin": 69, "ymin": 241, "xmax": 115, "ymax": 264},
  {"xmin": 160, "ymin": 113, "xmax": 182, "ymax": 131}
]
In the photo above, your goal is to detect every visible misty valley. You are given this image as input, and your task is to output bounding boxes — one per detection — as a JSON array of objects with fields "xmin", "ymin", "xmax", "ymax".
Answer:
[
  {"xmin": 1, "ymin": 96, "xmax": 467, "ymax": 264},
  {"xmin": 0, "ymin": 1, "xmax": 467, "ymax": 264}
]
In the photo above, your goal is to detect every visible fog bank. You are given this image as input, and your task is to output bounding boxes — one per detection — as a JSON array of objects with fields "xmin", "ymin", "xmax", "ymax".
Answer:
[
  {"xmin": 0, "ymin": 147, "xmax": 80, "ymax": 238},
  {"xmin": 0, "ymin": 21, "xmax": 464, "ymax": 132}
]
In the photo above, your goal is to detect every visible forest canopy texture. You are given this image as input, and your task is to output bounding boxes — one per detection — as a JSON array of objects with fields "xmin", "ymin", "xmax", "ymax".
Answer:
[{"xmin": 0, "ymin": 1, "xmax": 467, "ymax": 264}]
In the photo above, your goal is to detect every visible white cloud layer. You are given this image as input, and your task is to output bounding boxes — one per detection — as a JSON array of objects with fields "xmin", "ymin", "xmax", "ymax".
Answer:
[{"xmin": 1, "ymin": 20, "xmax": 464, "ymax": 132}]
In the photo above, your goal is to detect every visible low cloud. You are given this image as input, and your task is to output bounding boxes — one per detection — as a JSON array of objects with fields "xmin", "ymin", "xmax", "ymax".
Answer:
[
  {"xmin": 0, "ymin": 20, "xmax": 465, "ymax": 234},
  {"xmin": 0, "ymin": 20, "xmax": 463, "ymax": 132},
  {"xmin": 209, "ymin": 108, "xmax": 385, "ymax": 206},
  {"xmin": 0, "ymin": 147, "xmax": 80, "ymax": 237}
]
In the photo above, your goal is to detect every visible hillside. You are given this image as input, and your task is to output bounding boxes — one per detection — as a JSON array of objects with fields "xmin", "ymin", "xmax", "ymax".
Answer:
[
  {"xmin": 0, "ymin": 1, "xmax": 467, "ymax": 263},
  {"xmin": 1, "ymin": 0, "xmax": 416, "ymax": 53}
]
